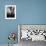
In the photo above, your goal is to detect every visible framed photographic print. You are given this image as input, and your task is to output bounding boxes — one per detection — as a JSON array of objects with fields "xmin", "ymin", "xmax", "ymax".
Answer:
[
  {"xmin": 18, "ymin": 24, "xmax": 46, "ymax": 42},
  {"xmin": 5, "ymin": 5, "xmax": 16, "ymax": 19}
]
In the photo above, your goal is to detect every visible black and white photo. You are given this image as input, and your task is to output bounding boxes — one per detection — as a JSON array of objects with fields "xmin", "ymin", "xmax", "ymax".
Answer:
[{"xmin": 5, "ymin": 5, "xmax": 16, "ymax": 19}]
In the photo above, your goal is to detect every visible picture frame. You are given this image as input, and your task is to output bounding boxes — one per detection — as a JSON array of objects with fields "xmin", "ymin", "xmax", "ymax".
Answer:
[
  {"xmin": 5, "ymin": 5, "xmax": 16, "ymax": 19},
  {"xmin": 18, "ymin": 24, "xmax": 46, "ymax": 42}
]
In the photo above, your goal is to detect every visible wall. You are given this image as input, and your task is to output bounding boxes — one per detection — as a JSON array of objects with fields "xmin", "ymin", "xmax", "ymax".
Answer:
[
  {"xmin": 16, "ymin": 0, "xmax": 46, "ymax": 24},
  {"xmin": 0, "ymin": 0, "xmax": 17, "ymax": 44},
  {"xmin": 0, "ymin": 0, "xmax": 46, "ymax": 44}
]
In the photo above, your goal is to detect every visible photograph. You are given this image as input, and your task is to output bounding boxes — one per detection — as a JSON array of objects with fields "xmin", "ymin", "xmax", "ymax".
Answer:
[
  {"xmin": 5, "ymin": 5, "xmax": 16, "ymax": 19},
  {"xmin": 18, "ymin": 24, "xmax": 46, "ymax": 46}
]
